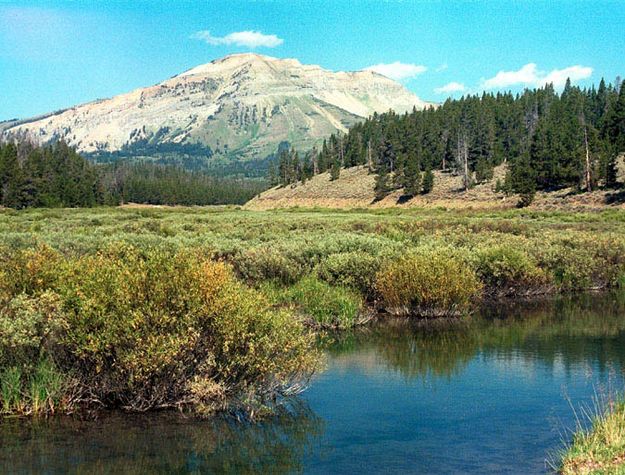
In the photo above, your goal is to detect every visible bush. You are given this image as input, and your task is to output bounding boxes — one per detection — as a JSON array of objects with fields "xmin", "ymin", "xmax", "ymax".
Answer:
[
  {"xmin": 315, "ymin": 252, "xmax": 381, "ymax": 297},
  {"xmin": 536, "ymin": 236, "xmax": 625, "ymax": 291},
  {"xmin": 0, "ymin": 244, "xmax": 62, "ymax": 304},
  {"xmin": 234, "ymin": 246, "xmax": 305, "ymax": 285},
  {"xmin": 473, "ymin": 245, "xmax": 550, "ymax": 295},
  {"xmin": 375, "ymin": 248, "xmax": 482, "ymax": 317},
  {"xmin": 0, "ymin": 291, "xmax": 65, "ymax": 368},
  {"xmin": 0, "ymin": 244, "xmax": 320, "ymax": 416},
  {"xmin": 53, "ymin": 245, "xmax": 319, "ymax": 413}
]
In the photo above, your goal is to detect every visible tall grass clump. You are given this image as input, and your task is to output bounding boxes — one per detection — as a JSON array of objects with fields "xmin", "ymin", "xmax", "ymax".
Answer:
[
  {"xmin": 0, "ymin": 290, "xmax": 69, "ymax": 415},
  {"xmin": 262, "ymin": 277, "xmax": 365, "ymax": 329},
  {"xmin": 560, "ymin": 394, "xmax": 625, "ymax": 475},
  {"xmin": 375, "ymin": 247, "xmax": 482, "ymax": 317}
]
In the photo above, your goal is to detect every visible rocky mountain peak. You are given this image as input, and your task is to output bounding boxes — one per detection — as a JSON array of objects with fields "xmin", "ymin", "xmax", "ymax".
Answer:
[{"xmin": 2, "ymin": 54, "xmax": 431, "ymax": 166}]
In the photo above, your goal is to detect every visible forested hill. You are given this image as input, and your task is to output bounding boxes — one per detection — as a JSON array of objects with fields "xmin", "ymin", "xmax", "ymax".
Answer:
[
  {"xmin": 271, "ymin": 78, "xmax": 625, "ymax": 207},
  {"xmin": 0, "ymin": 141, "xmax": 266, "ymax": 209}
]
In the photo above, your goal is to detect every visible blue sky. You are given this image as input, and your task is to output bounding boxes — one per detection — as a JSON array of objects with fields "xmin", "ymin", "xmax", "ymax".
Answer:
[{"xmin": 1, "ymin": 0, "xmax": 624, "ymax": 120}]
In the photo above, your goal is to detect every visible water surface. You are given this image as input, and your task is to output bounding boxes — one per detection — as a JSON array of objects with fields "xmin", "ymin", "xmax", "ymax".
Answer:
[{"xmin": 2, "ymin": 293, "xmax": 625, "ymax": 474}]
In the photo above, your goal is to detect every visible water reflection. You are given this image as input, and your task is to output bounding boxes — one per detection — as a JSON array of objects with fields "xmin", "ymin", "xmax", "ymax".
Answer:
[
  {"xmin": 0, "ymin": 402, "xmax": 324, "ymax": 474},
  {"xmin": 327, "ymin": 292, "xmax": 625, "ymax": 382},
  {"xmin": 1, "ymin": 292, "xmax": 625, "ymax": 474}
]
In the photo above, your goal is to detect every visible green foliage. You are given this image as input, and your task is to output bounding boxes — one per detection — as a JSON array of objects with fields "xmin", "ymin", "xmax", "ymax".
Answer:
[
  {"xmin": 0, "ymin": 141, "xmax": 267, "ymax": 209},
  {"xmin": 475, "ymin": 158, "xmax": 494, "ymax": 183},
  {"xmin": 315, "ymin": 251, "xmax": 381, "ymax": 297},
  {"xmin": 509, "ymin": 155, "xmax": 536, "ymax": 207},
  {"xmin": 0, "ymin": 244, "xmax": 63, "ymax": 303},
  {"xmin": 102, "ymin": 161, "xmax": 267, "ymax": 205},
  {"xmin": 473, "ymin": 245, "xmax": 550, "ymax": 295},
  {"xmin": 0, "ymin": 291, "xmax": 65, "ymax": 368},
  {"xmin": 0, "ymin": 359, "xmax": 67, "ymax": 415},
  {"xmin": 234, "ymin": 246, "xmax": 306, "ymax": 285},
  {"xmin": 0, "ymin": 141, "xmax": 104, "ymax": 209},
  {"xmin": 2, "ymin": 206, "xmax": 625, "ymax": 416},
  {"xmin": 1, "ymin": 367, "xmax": 23, "ymax": 414},
  {"xmin": 263, "ymin": 277, "xmax": 363, "ymax": 329},
  {"xmin": 273, "ymin": 77, "xmax": 625, "ymax": 197},
  {"xmin": 374, "ymin": 171, "xmax": 391, "ymax": 201},
  {"xmin": 376, "ymin": 247, "xmax": 482, "ymax": 317},
  {"xmin": 0, "ymin": 244, "xmax": 320, "ymax": 416},
  {"xmin": 402, "ymin": 152, "xmax": 422, "ymax": 197},
  {"xmin": 422, "ymin": 166, "xmax": 434, "ymax": 194}
]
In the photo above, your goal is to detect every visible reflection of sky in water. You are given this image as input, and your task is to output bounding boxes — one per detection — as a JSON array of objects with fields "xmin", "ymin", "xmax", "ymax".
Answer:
[{"xmin": 1, "ymin": 293, "xmax": 625, "ymax": 474}]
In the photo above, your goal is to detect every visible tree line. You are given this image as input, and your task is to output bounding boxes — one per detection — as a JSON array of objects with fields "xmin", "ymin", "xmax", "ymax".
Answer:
[
  {"xmin": 102, "ymin": 161, "xmax": 266, "ymax": 206},
  {"xmin": 0, "ymin": 141, "xmax": 266, "ymax": 209},
  {"xmin": 271, "ymin": 78, "xmax": 625, "ymax": 205}
]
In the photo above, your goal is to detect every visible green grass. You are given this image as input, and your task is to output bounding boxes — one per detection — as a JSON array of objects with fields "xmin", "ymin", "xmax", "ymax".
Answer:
[
  {"xmin": 262, "ymin": 276, "xmax": 364, "ymax": 329},
  {"xmin": 561, "ymin": 396, "xmax": 625, "ymax": 474}
]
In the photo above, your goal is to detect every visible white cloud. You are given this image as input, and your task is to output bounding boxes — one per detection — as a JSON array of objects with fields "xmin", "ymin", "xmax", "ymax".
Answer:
[
  {"xmin": 434, "ymin": 81, "xmax": 466, "ymax": 94},
  {"xmin": 365, "ymin": 61, "xmax": 427, "ymax": 81},
  {"xmin": 482, "ymin": 63, "xmax": 593, "ymax": 90},
  {"xmin": 542, "ymin": 65, "xmax": 593, "ymax": 88},
  {"xmin": 191, "ymin": 30, "xmax": 283, "ymax": 48},
  {"xmin": 435, "ymin": 63, "xmax": 448, "ymax": 73}
]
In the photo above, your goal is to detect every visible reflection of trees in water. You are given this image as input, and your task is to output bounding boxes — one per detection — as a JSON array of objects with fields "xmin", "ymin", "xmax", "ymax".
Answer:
[
  {"xmin": 0, "ymin": 401, "xmax": 324, "ymax": 474},
  {"xmin": 327, "ymin": 292, "xmax": 625, "ymax": 382}
]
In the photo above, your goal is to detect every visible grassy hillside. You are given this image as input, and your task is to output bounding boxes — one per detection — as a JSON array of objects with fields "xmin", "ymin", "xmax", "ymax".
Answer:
[{"xmin": 247, "ymin": 161, "xmax": 625, "ymax": 211}]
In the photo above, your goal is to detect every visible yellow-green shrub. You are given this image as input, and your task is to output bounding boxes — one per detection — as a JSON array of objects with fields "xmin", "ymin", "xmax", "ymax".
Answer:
[
  {"xmin": 0, "ymin": 244, "xmax": 62, "ymax": 304},
  {"xmin": 315, "ymin": 252, "xmax": 381, "ymax": 297},
  {"xmin": 536, "ymin": 236, "xmax": 625, "ymax": 291},
  {"xmin": 473, "ymin": 245, "xmax": 551, "ymax": 295},
  {"xmin": 54, "ymin": 244, "xmax": 319, "ymax": 413},
  {"xmin": 234, "ymin": 246, "xmax": 305, "ymax": 285},
  {"xmin": 375, "ymin": 248, "xmax": 482, "ymax": 317},
  {"xmin": 0, "ymin": 291, "xmax": 65, "ymax": 368}
]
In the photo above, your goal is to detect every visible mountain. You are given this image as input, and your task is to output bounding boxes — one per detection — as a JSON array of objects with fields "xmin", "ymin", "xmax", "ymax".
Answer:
[{"xmin": 1, "ymin": 53, "xmax": 429, "ymax": 171}]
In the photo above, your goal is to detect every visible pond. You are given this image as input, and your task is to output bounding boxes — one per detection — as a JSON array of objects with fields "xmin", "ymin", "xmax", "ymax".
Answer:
[{"xmin": 2, "ymin": 293, "xmax": 625, "ymax": 474}]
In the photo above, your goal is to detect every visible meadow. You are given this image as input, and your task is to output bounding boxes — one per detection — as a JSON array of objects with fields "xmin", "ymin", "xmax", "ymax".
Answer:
[{"xmin": 1, "ymin": 205, "xmax": 625, "ymax": 418}]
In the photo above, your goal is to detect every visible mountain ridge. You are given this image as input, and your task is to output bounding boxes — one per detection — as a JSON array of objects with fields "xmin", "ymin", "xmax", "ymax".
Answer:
[{"xmin": 1, "ymin": 54, "xmax": 430, "ymax": 167}]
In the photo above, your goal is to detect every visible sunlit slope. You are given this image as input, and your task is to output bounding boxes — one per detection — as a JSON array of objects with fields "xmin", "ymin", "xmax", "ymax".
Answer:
[{"xmin": 1, "ymin": 54, "xmax": 429, "ymax": 163}]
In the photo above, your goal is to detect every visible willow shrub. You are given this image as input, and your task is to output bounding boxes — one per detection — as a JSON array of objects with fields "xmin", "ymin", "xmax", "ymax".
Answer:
[
  {"xmin": 315, "ymin": 252, "xmax": 382, "ymax": 298},
  {"xmin": 535, "ymin": 235, "xmax": 625, "ymax": 291},
  {"xmin": 0, "ymin": 244, "xmax": 62, "ymax": 304},
  {"xmin": 55, "ymin": 245, "xmax": 319, "ymax": 414},
  {"xmin": 375, "ymin": 248, "xmax": 482, "ymax": 317},
  {"xmin": 233, "ymin": 246, "xmax": 305, "ymax": 285},
  {"xmin": 0, "ymin": 244, "xmax": 320, "ymax": 416},
  {"xmin": 473, "ymin": 244, "xmax": 552, "ymax": 296}
]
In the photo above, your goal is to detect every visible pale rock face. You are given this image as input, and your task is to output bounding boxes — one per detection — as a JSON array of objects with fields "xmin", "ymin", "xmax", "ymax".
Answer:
[{"xmin": 2, "ymin": 53, "xmax": 430, "ymax": 160}]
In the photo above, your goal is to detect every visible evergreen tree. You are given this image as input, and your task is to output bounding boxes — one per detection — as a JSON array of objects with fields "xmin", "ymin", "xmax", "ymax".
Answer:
[
  {"xmin": 403, "ymin": 152, "xmax": 421, "ymax": 197},
  {"xmin": 330, "ymin": 156, "xmax": 341, "ymax": 181},
  {"xmin": 373, "ymin": 139, "xmax": 395, "ymax": 200},
  {"xmin": 422, "ymin": 166, "xmax": 434, "ymax": 194},
  {"xmin": 510, "ymin": 154, "xmax": 536, "ymax": 207}
]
